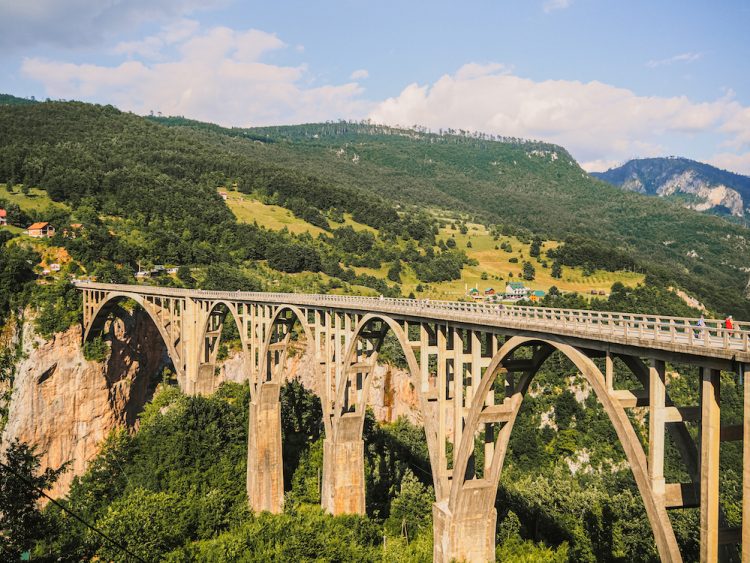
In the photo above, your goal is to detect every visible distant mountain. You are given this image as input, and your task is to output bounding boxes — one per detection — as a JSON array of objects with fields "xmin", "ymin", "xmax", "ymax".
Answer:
[{"xmin": 592, "ymin": 157, "xmax": 750, "ymax": 220}]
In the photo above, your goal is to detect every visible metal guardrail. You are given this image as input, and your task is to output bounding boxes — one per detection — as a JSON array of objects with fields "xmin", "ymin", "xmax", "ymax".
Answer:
[{"xmin": 76, "ymin": 281, "xmax": 750, "ymax": 356}]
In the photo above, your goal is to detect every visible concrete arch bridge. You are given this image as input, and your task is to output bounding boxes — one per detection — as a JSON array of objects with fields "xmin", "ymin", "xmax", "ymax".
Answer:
[{"xmin": 77, "ymin": 282, "xmax": 750, "ymax": 562}]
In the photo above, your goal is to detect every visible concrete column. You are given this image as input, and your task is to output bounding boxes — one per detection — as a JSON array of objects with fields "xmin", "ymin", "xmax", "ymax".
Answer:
[
  {"xmin": 648, "ymin": 359, "xmax": 666, "ymax": 496},
  {"xmin": 321, "ymin": 416, "xmax": 365, "ymax": 515},
  {"xmin": 183, "ymin": 298, "xmax": 201, "ymax": 395},
  {"xmin": 700, "ymin": 368, "xmax": 721, "ymax": 562},
  {"xmin": 432, "ymin": 500, "xmax": 497, "ymax": 563},
  {"xmin": 247, "ymin": 382, "xmax": 284, "ymax": 514}
]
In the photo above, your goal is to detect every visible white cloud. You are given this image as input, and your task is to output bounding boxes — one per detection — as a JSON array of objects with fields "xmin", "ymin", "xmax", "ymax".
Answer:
[
  {"xmin": 350, "ymin": 69, "xmax": 369, "ymax": 80},
  {"xmin": 646, "ymin": 52, "xmax": 702, "ymax": 68},
  {"xmin": 369, "ymin": 63, "xmax": 750, "ymax": 173},
  {"xmin": 22, "ymin": 25, "xmax": 369, "ymax": 127},
  {"xmin": 0, "ymin": 0, "xmax": 223, "ymax": 50},
  {"xmin": 543, "ymin": 0, "xmax": 571, "ymax": 13},
  {"xmin": 708, "ymin": 152, "xmax": 750, "ymax": 176}
]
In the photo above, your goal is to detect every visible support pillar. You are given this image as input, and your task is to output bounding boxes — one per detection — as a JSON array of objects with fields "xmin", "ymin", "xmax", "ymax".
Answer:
[
  {"xmin": 321, "ymin": 417, "xmax": 365, "ymax": 515},
  {"xmin": 432, "ymin": 500, "xmax": 497, "ymax": 563},
  {"xmin": 649, "ymin": 359, "xmax": 666, "ymax": 497},
  {"xmin": 700, "ymin": 368, "xmax": 721, "ymax": 562},
  {"xmin": 247, "ymin": 383, "xmax": 284, "ymax": 514}
]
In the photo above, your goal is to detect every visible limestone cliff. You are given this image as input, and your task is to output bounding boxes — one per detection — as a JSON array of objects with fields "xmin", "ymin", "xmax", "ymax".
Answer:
[
  {"xmin": 0, "ymin": 310, "xmax": 169, "ymax": 497},
  {"xmin": 220, "ymin": 347, "xmax": 422, "ymax": 425},
  {"xmin": 2, "ymin": 321, "xmax": 421, "ymax": 499}
]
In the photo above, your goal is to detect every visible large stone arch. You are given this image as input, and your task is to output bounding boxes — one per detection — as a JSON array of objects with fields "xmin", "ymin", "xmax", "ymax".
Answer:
[
  {"xmin": 247, "ymin": 304, "xmax": 316, "ymax": 515},
  {"xmin": 451, "ymin": 336, "xmax": 682, "ymax": 562},
  {"xmin": 324, "ymin": 313, "xmax": 444, "ymax": 512},
  {"xmin": 84, "ymin": 292, "xmax": 184, "ymax": 381},
  {"xmin": 194, "ymin": 299, "xmax": 247, "ymax": 392},
  {"xmin": 258, "ymin": 305, "xmax": 315, "ymax": 389}
]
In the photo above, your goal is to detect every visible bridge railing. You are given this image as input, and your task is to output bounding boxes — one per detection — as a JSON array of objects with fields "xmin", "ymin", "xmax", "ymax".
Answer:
[{"xmin": 75, "ymin": 282, "xmax": 750, "ymax": 354}]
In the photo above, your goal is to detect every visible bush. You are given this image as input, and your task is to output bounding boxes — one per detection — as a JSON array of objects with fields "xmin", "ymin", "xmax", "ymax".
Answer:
[{"xmin": 83, "ymin": 336, "xmax": 109, "ymax": 362}]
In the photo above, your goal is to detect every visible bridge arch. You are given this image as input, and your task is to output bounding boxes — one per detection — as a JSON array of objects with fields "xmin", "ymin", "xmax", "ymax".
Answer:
[
  {"xmin": 83, "ymin": 291, "xmax": 184, "ymax": 380},
  {"xmin": 194, "ymin": 300, "xmax": 247, "ymax": 392},
  {"xmin": 258, "ymin": 305, "xmax": 315, "ymax": 389},
  {"xmin": 330, "ymin": 313, "xmax": 442, "ymax": 498},
  {"xmin": 451, "ymin": 336, "xmax": 682, "ymax": 562}
]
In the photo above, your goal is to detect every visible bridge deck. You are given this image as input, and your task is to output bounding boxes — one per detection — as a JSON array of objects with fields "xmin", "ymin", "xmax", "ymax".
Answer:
[{"xmin": 76, "ymin": 282, "xmax": 750, "ymax": 365}]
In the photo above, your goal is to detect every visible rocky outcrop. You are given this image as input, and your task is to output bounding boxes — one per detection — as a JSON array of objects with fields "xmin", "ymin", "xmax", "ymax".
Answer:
[
  {"xmin": 0, "ymin": 310, "xmax": 169, "ymax": 497},
  {"xmin": 220, "ymin": 346, "xmax": 422, "ymax": 425}
]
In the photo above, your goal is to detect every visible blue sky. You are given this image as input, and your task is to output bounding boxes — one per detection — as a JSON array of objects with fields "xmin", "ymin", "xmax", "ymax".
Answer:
[{"xmin": 2, "ymin": 0, "xmax": 749, "ymax": 172}]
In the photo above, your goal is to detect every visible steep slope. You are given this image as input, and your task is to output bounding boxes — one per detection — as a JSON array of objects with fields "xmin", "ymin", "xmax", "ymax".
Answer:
[
  {"xmin": 592, "ymin": 157, "xmax": 750, "ymax": 220},
  {"xmin": 160, "ymin": 119, "xmax": 750, "ymax": 317},
  {"xmin": 0, "ymin": 101, "xmax": 748, "ymax": 317}
]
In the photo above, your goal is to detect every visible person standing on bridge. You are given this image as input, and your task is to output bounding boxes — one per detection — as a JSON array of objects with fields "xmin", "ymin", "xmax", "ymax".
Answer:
[
  {"xmin": 725, "ymin": 315, "xmax": 734, "ymax": 336},
  {"xmin": 694, "ymin": 315, "xmax": 705, "ymax": 339}
]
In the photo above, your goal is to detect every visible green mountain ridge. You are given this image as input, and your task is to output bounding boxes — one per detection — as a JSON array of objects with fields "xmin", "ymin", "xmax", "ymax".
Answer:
[{"xmin": 0, "ymin": 98, "xmax": 748, "ymax": 317}]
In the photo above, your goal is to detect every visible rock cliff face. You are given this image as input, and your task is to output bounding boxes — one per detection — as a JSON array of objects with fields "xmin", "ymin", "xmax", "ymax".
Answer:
[
  {"xmin": 0, "ymin": 310, "xmax": 169, "ymax": 497},
  {"xmin": 593, "ymin": 157, "xmax": 750, "ymax": 220},
  {"xmin": 220, "ymin": 347, "xmax": 422, "ymax": 425},
  {"xmin": 2, "ymin": 324, "xmax": 422, "ymax": 499}
]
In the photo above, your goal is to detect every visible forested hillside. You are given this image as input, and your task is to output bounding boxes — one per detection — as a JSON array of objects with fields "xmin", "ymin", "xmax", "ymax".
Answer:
[{"xmin": 155, "ymin": 118, "xmax": 750, "ymax": 318}]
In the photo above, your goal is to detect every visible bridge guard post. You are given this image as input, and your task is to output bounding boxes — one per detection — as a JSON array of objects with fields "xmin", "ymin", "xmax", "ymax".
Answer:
[
  {"xmin": 432, "ymin": 500, "xmax": 496, "ymax": 563},
  {"xmin": 321, "ymin": 416, "xmax": 365, "ymax": 515},
  {"xmin": 247, "ymin": 383, "xmax": 284, "ymax": 514}
]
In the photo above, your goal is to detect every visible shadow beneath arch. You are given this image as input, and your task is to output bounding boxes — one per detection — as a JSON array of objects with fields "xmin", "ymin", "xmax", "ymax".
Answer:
[{"xmin": 96, "ymin": 304, "xmax": 175, "ymax": 427}]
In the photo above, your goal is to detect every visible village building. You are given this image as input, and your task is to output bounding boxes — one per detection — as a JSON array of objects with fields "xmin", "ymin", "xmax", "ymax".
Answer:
[
  {"xmin": 504, "ymin": 281, "xmax": 529, "ymax": 299},
  {"xmin": 0, "ymin": 209, "xmax": 6, "ymax": 226},
  {"xmin": 529, "ymin": 290, "xmax": 546, "ymax": 302},
  {"xmin": 27, "ymin": 222, "xmax": 55, "ymax": 238},
  {"xmin": 219, "ymin": 191, "xmax": 228, "ymax": 201}
]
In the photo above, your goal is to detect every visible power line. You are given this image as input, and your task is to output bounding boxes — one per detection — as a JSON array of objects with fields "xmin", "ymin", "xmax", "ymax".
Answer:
[{"xmin": 0, "ymin": 459, "xmax": 147, "ymax": 563}]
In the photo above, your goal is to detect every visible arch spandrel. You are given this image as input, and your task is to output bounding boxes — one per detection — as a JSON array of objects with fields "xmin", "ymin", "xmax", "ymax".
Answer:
[
  {"xmin": 452, "ymin": 336, "xmax": 682, "ymax": 562},
  {"xmin": 332, "ymin": 313, "xmax": 443, "ymax": 497},
  {"xmin": 83, "ymin": 291, "xmax": 185, "ymax": 380},
  {"xmin": 257, "ymin": 305, "xmax": 316, "ymax": 393}
]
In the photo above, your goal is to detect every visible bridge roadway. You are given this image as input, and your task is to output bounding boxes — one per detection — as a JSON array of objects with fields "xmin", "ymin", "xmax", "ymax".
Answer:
[{"xmin": 76, "ymin": 282, "xmax": 750, "ymax": 562}]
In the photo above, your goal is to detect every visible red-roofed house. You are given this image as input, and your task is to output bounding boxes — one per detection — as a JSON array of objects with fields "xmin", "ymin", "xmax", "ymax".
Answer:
[
  {"xmin": 0, "ymin": 209, "xmax": 6, "ymax": 226},
  {"xmin": 27, "ymin": 222, "xmax": 55, "ymax": 238}
]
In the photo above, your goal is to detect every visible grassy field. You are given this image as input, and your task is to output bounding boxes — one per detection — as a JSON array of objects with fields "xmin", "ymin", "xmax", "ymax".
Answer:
[
  {"xmin": 354, "ymin": 222, "xmax": 644, "ymax": 300},
  {"xmin": 223, "ymin": 189, "xmax": 377, "ymax": 235},
  {"xmin": 0, "ymin": 184, "xmax": 67, "ymax": 213}
]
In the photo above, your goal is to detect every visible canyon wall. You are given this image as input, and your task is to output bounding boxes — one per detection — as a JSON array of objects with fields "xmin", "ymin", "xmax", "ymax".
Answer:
[
  {"xmin": 1, "ymin": 319, "xmax": 421, "ymax": 498},
  {"xmin": 0, "ymin": 310, "xmax": 169, "ymax": 497}
]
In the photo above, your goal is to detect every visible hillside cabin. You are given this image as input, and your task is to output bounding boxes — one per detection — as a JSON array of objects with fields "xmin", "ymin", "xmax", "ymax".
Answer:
[
  {"xmin": 219, "ymin": 191, "xmax": 228, "ymax": 201},
  {"xmin": 0, "ymin": 209, "xmax": 6, "ymax": 226},
  {"xmin": 27, "ymin": 222, "xmax": 55, "ymax": 238},
  {"xmin": 484, "ymin": 288, "xmax": 495, "ymax": 296},
  {"xmin": 505, "ymin": 282, "xmax": 529, "ymax": 299},
  {"xmin": 529, "ymin": 290, "xmax": 546, "ymax": 302}
]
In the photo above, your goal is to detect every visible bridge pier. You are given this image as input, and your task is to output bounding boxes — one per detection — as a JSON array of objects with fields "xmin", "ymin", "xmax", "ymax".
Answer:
[
  {"xmin": 433, "ymin": 501, "xmax": 497, "ymax": 563},
  {"xmin": 321, "ymin": 417, "xmax": 366, "ymax": 515},
  {"xmin": 247, "ymin": 383, "xmax": 284, "ymax": 514}
]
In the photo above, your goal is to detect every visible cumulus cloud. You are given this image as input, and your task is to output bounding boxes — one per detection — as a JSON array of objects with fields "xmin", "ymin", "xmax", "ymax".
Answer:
[
  {"xmin": 708, "ymin": 152, "xmax": 750, "ymax": 176},
  {"xmin": 350, "ymin": 69, "xmax": 369, "ymax": 80},
  {"xmin": 369, "ymin": 63, "xmax": 750, "ymax": 173},
  {"xmin": 543, "ymin": 0, "xmax": 572, "ymax": 13},
  {"xmin": 22, "ymin": 25, "xmax": 370, "ymax": 127},
  {"xmin": 0, "ymin": 0, "xmax": 222, "ymax": 50},
  {"xmin": 646, "ymin": 52, "xmax": 702, "ymax": 68}
]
